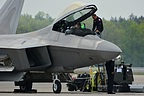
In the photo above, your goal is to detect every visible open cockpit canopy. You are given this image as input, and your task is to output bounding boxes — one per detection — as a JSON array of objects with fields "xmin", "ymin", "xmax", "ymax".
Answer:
[{"xmin": 52, "ymin": 3, "xmax": 97, "ymax": 34}]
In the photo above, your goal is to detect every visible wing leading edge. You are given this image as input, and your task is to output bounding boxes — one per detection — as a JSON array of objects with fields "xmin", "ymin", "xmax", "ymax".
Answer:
[{"xmin": 0, "ymin": 46, "xmax": 52, "ymax": 71}]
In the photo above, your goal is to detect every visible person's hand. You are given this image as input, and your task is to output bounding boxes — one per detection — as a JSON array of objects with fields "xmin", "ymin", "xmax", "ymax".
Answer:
[
  {"xmin": 96, "ymin": 30, "xmax": 99, "ymax": 32},
  {"xmin": 96, "ymin": 30, "xmax": 100, "ymax": 35}
]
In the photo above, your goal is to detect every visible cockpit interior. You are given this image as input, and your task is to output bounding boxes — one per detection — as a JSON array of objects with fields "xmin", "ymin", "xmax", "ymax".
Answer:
[{"xmin": 52, "ymin": 5, "xmax": 97, "ymax": 37}]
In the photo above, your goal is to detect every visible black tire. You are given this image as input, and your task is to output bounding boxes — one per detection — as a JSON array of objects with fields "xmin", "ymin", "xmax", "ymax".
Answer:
[
  {"xmin": 53, "ymin": 80, "xmax": 62, "ymax": 93},
  {"xmin": 20, "ymin": 81, "xmax": 32, "ymax": 92}
]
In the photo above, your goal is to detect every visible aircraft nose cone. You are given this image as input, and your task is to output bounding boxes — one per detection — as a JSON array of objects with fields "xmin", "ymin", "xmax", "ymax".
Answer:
[{"xmin": 96, "ymin": 40, "xmax": 122, "ymax": 61}]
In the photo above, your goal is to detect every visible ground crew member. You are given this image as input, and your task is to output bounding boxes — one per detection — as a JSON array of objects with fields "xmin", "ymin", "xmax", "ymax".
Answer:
[
  {"xmin": 105, "ymin": 60, "xmax": 115, "ymax": 94},
  {"xmin": 92, "ymin": 14, "xmax": 104, "ymax": 38}
]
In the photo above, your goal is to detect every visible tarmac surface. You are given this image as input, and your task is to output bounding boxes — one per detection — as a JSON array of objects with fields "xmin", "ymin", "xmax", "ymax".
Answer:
[{"xmin": 0, "ymin": 75, "xmax": 143, "ymax": 96}]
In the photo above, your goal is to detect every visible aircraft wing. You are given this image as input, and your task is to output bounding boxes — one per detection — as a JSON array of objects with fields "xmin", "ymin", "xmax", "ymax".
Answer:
[
  {"xmin": 0, "ymin": 0, "xmax": 52, "ymax": 72},
  {"xmin": 0, "ymin": 32, "xmax": 52, "ymax": 71}
]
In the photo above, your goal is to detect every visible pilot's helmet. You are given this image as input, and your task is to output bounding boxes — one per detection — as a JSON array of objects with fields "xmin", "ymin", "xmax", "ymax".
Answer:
[{"xmin": 81, "ymin": 23, "xmax": 85, "ymax": 29}]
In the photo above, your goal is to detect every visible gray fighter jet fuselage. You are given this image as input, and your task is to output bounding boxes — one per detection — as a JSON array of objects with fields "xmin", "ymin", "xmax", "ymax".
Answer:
[{"xmin": 0, "ymin": 4, "xmax": 121, "ymax": 72}]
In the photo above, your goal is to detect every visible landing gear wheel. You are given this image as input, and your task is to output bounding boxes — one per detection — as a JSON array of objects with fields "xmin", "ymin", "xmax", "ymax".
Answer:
[
  {"xmin": 19, "ymin": 81, "xmax": 32, "ymax": 92},
  {"xmin": 53, "ymin": 80, "xmax": 62, "ymax": 93}
]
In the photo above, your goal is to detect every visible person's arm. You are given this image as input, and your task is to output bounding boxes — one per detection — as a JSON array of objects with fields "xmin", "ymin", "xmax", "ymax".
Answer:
[
  {"xmin": 92, "ymin": 21, "xmax": 95, "ymax": 31},
  {"xmin": 97, "ymin": 18, "xmax": 103, "ymax": 32}
]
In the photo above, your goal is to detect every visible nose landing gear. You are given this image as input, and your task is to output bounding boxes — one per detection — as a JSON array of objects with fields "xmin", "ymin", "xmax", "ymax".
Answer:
[{"xmin": 52, "ymin": 74, "xmax": 62, "ymax": 93}]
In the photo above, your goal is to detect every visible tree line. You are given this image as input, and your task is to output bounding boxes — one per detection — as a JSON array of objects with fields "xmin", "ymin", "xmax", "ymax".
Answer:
[
  {"xmin": 16, "ymin": 12, "xmax": 144, "ymax": 67},
  {"xmin": 16, "ymin": 11, "xmax": 54, "ymax": 34},
  {"xmin": 103, "ymin": 14, "xmax": 144, "ymax": 67}
]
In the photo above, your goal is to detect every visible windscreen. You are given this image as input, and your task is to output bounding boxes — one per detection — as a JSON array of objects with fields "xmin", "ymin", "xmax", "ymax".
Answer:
[{"xmin": 64, "ymin": 9, "xmax": 92, "ymax": 22}]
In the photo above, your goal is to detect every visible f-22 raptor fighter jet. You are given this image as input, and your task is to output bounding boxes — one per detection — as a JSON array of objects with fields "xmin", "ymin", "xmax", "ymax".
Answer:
[{"xmin": 0, "ymin": 0, "xmax": 121, "ymax": 93}]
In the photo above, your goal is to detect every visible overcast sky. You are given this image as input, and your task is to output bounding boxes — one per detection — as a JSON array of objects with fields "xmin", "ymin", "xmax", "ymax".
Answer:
[{"xmin": 0, "ymin": 0, "xmax": 144, "ymax": 20}]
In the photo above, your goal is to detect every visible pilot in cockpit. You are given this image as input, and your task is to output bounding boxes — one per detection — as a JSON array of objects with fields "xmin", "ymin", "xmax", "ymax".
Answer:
[
  {"xmin": 65, "ymin": 22, "xmax": 95, "ymax": 37},
  {"xmin": 66, "ymin": 22, "xmax": 86, "ymax": 36}
]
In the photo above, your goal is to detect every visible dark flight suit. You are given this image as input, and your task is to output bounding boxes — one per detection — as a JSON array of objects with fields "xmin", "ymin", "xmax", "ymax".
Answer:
[
  {"xmin": 105, "ymin": 60, "xmax": 115, "ymax": 94},
  {"xmin": 92, "ymin": 16, "xmax": 104, "ymax": 38}
]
